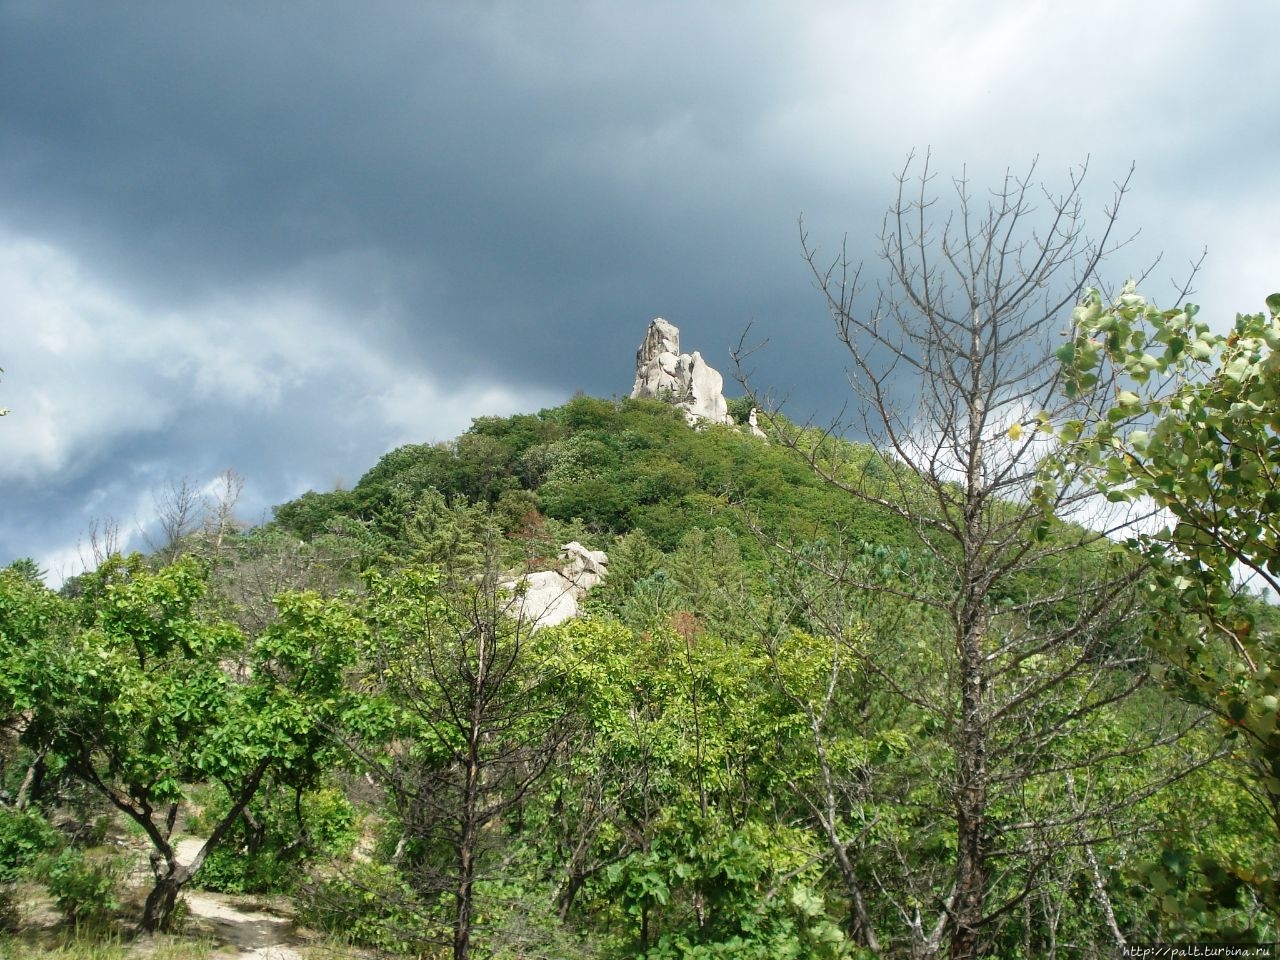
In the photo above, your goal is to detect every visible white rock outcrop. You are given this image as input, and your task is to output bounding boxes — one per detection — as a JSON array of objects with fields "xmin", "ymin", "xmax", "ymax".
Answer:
[
  {"xmin": 630, "ymin": 318, "xmax": 732, "ymax": 426},
  {"xmin": 503, "ymin": 542, "xmax": 608, "ymax": 630}
]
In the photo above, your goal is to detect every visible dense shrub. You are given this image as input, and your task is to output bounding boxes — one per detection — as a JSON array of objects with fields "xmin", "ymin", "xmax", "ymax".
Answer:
[
  {"xmin": 0, "ymin": 807, "xmax": 61, "ymax": 883},
  {"xmin": 0, "ymin": 807, "xmax": 62, "ymax": 928},
  {"xmin": 298, "ymin": 861, "xmax": 441, "ymax": 953},
  {"xmin": 41, "ymin": 847, "xmax": 123, "ymax": 928},
  {"xmin": 193, "ymin": 785, "xmax": 358, "ymax": 895}
]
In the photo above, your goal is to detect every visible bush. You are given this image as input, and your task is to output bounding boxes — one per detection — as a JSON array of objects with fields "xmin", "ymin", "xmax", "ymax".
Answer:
[
  {"xmin": 196, "ymin": 846, "xmax": 293, "ymax": 896},
  {"xmin": 41, "ymin": 847, "xmax": 122, "ymax": 927},
  {"xmin": 0, "ymin": 807, "xmax": 62, "ymax": 928},
  {"xmin": 192, "ymin": 784, "xmax": 358, "ymax": 895},
  {"xmin": 0, "ymin": 807, "xmax": 61, "ymax": 883},
  {"xmin": 725, "ymin": 395, "xmax": 755, "ymax": 425},
  {"xmin": 298, "ymin": 861, "xmax": 441, "ymax": 954}
]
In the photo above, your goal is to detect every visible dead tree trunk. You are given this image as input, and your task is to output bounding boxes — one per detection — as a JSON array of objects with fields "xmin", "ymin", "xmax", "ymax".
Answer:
[{"xmin": 737, "ymin": 152, "xmax": 1195, "ymax": 956}]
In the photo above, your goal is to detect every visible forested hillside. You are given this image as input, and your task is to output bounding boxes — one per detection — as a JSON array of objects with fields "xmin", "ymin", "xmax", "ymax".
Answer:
[{"xmin": 3, "ymin": 388, "xmax": 1278, "ymax": 959}]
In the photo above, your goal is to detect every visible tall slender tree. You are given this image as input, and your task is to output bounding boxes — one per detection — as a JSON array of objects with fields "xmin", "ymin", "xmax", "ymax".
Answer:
[
  {"xmin": 742, "ymin": 154, "xmax": 1198, "ymax": 957},
  {"xmin": 351, "ymin": 507, "xmax": 574, "ymax": 960}
]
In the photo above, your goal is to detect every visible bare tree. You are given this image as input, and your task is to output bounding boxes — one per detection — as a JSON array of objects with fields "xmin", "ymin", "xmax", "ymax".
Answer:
[
  {"xmin": 210, "ymin": 529, "xmax": 358, "ymax": 635},
  {"xmin": 147, "ymin": 477, "xmax": 207, "ymax": 563},
  {"xmin": 202, "ymin": 468, "xmax": 245, "ymax": 560},
  {"xmin": 739, "ymin": 153, "xmax": 1201, "ymax": 958},
  {"xmin": 349, "ymin": 516, "xmax": 575, "ymax": 960},
  {"xmin": 80, "ymin": 516, "xmax": 121, "ymax": 570}
]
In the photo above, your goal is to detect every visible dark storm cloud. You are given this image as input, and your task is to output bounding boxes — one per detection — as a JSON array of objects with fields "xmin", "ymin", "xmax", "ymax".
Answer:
[
  {"xmin": 0, "ymin": 3, "xmax": 825, "ymax": 386},
  {"xmin": 2, "ymin": 1, "xmax": 1277, "ymax": 577}
]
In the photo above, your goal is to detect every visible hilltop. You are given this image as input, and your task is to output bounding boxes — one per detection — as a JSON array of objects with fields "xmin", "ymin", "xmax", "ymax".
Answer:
[{"xmin": 3, "ymin": 339, "xmax": 1277, "ymax": 958}]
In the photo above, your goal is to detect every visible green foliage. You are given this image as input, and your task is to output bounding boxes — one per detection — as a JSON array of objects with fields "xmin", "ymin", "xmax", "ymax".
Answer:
[
  {"xmin": 5, "ymin": 386, "xmax": 1276, "ymax": 952},
  {"xmin": 0, "ymin": 553, "xmax": 364, "ymax": 930},
  {"xmin": 1125, "ymin": 752, "xmax": 1280, "ymax": 942},
  {"xmin": 492, "ymin": 487, "xmax": 541, "ymax": 535},
  {"xmin": 194, "ymin": 783, "xmax": 358, "ymax": 894},
  {"xmin": 299, "ymin": 860, "xmax": 442, "ymax": 953},
  {"xmin": 296, "ymin": 786, "xmax": 361, "ymax": 855},
  {"xmin": 1133, "ymin": 847, "xmax": 1277, "ymax": 941},
  {"xmin": 1052, "ymin": 285, "xmax": 1280, "ymax": 927},
  {"xmin": 0, "ymin": 807, "xmax": 61, "ymax": 884},
  {"xmin": 31, "ymin": 555, "xmax": 249, "ymax": 800},
  {"xmin": 350, "ymin": 537, "xmax": 584, "ymax": 955},
  {"xmin": 524, "ymin": 611, "xmax": 849, "ymax": 954},
  {"xmin": 398, "ymin": 489, "xmax": 497, "ymax": 570},
  {"xmin": 271, "ymin": 488, "xmax": 358, "ymax": 539},
  {"xmin": 0, "ymin": 806, "xmax": 62, "ymax": 925},
  {"xmin": 40, "ymin": 848, "xmax": 123, "ymax": 928},
  {"xmin": 194, "ymin": 845, "xmax": 289, "ymax": 896},
  {"xmin": 4, "ymin": 559, "xmax": 44, "ymax": 585},
  {"xmin": 1053, "ymin": 287, "xmax": 1280, "ymax": 598},
  {"xmin": 725, "ymin": 395, "xmax": 755, "ymax": 426},
  {"xmin": 610, "ymin": 817, "xmax": 849, "ymax": 959},
  {"xmin": 0, "ymin": 565, "xmax": 73, "ymax": 720},
  {"xmin": 270, "ymin": 397, "xmax": 915, "ymax": 561}
]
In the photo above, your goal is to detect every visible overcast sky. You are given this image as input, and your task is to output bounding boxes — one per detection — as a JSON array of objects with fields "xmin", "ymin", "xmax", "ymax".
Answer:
[{"xmin": 1, "ymin": 1, "xmax": 1276, "ymax": 580}]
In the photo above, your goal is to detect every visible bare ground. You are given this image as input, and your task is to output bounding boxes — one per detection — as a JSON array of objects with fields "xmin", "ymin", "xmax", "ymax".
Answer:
[
  {"xmin": 166, "ymin": 839, "xmax": 304, "ymax": 959},
  {"xmin": 9, "ymin": 834, "xmax": 365, "ymax": 960}
]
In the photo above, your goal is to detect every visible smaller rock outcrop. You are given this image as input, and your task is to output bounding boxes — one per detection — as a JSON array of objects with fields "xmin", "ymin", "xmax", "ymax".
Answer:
[
  {"xmin": 503, "ymin": 542, "xmax": 608, "ymax": 630},
  {"xmin": 631, "ymin": 318, "xmax": 732, "ymax": 426}
]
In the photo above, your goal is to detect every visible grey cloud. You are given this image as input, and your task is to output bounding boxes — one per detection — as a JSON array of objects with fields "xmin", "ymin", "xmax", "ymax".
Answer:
[{"xmin": 2, "ymin": 0, "xmax": 1277, "ymax": 575}]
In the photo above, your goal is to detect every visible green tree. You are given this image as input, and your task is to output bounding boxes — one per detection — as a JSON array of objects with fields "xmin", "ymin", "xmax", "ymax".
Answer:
[
  {"xmin": 1052, "ymin": 287, "xmax": 1280, "ymax": 926},
  {"xmin": 534, "ymin": 611, "xmax": 850, "ymax": 957},
  {"xmin": 0, "ymin": 563, "xmax": 72, "ymax": 809},
  {"xmin": 0, "ymin": 554, "xmax": 360, "ymax": 931}
]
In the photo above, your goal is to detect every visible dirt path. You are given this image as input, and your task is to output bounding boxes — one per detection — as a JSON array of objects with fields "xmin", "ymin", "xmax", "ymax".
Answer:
[{"xmin": 172, "ymin": 839, "xmax": 303, "ymax": 960}]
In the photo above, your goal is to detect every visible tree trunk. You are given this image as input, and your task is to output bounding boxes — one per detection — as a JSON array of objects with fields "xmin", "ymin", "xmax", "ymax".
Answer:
[
  {"xmin": 557, "ymin": 872, "xmax": 586, "ymax": 921},
  {"xmin": 132, "ymin": 762, "xmax": 269, "ymax": 933},
  {"xmin": 831, "ymin": 834, "xmax": 880, "ymax": 953},
  {"xmin": 455, "ymin": 630, "xmax": 487, "ymax": 960},
  {"xmin": 455, "ymin": 833, "xmax": 475, "ymax": 960},
  {"xmin": 141, "ymin": 863, "xmax": 192, "ymax": 932},
  {"xmin": 14, "ymin": 751, "xmax": 44, "ymax": 810},
  {"xmin": 950, "ymin": 618, "xmax": 988, "ymax": 960},
  {"xmin": 554, "ymin": 823, "xmax": 595, "ymax": 921}
]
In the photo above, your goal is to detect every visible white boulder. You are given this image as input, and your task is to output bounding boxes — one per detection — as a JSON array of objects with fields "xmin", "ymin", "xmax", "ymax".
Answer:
[{"xmin": 503, "ymin": 542, "xmax": 609, "ymax": 630}]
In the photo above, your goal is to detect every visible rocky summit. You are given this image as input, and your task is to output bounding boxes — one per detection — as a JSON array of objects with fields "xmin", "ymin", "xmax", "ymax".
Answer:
[{"xmin": 630, "ymin": 317, "xmax": 732, "ymax": 426}]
